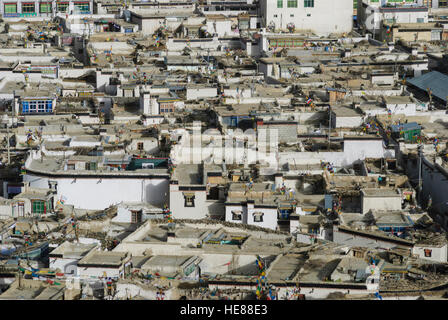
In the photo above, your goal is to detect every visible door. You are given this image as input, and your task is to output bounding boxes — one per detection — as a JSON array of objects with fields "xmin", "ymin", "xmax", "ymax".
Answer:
[{"xmin": 17, "ymin": 202, "xmax": 24, "ymax": 217}]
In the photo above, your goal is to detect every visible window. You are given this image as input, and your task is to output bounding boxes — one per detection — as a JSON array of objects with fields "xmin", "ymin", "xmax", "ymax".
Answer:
[
  {"xmin": 38, "ymin": 100, "xmax": 45, "ymax": 113},
  {"xmin": 277, "ymin": 0, "xmax": 283, "ymax": 8},
  {"xmin": 184, "ymin": 193, "xmax": 195, "ymax": 207},
  {"xmin": 4, "ymin": 3, "xmax": 17, "ymax": 14},
  {"xmin": 29, "ymin": 101, "xmax": 37, "ymax": 113},
  {"xmin": 131, "ymin": 210, "xmax": 142, "ymax": 223},
  {"xmin": 424, "ymin": 249, "xmax": 432, "ymax": 257},
  {"xmin": 45, "ymin": 100, "xmax": 53, "ymax": 113},
  {"xmin": 304, "ymin": 0, "xmax": 314, "ymax": 7},
  {"xmin": 74, "ymin": 2, "xmax": 90, "ymax": 13},
  {"xmin": 253, "ymin": 212, "xmax": 264, "ymax": 222},
  {"xmin": 46, "ymin": 199, "xmax": 53, "ymax": 212},
  {"xmin": 21, "ymin": 2, "xmax": 35, "ymax": 13},
  {"xmin": 137, "ymin": 142, "xmax": 144, "ymax": 151},
  {"xmin": 232, "ymin": 210, "xmax": 242, "ymax": 221},
  {"xmin": 22, "ymin": 101, "xmax": 29, "ymax": 114},
  {"xmin": 48, "ymin": 180, "xmax": 58, "ymax": 192},
  {"xmin": 278, "ymin": 209, "xmax": 291, "ymax": 219},
  {"xmin": 86, "ymin": 162, "xmax": 97, "ymax": 171},
  {"xmin": 57, "ymin": 2, "xmax": 69, "ymax": 12},
  {"xmin": 22, "ymin": 100, "xmax": 52, "ymax": 113},
  {"xmin": 40, "ymin": 2, "xmax": 51, "ymax": 13},
  {"xmin": 15, "ymin": 202, "xmax": 24, "ymax": 217},
  {"xmin": 288, "ymin": 0, "xmax": 298, "ymax": 8},
  {"xmin": 32, "ymin": 200, "xmax": 45, "ymax": 214}
]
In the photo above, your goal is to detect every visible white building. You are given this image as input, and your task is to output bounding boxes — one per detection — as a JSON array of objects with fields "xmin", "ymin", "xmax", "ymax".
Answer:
[
  {"xmin": 259, "ymin": 0, "xmax": 353, "ymax": 36},
  {"xmin": 23, "ymin": 151, "xmax": 170, "ymax": 211},
  {"xmin": 169, "ymin": 164, "xmax": 225, "ymax": 220},
  {"xmin": 361, "ymin": 189, "xmax": 402, "ymax": 214},
  {"xmin": 49, "ymin": 241, "xmax": 98, "ymax": 275},
  {"xmin": 77, "ymin": 249, "xmax": 131, "ymax": 279},
  {"xmin": 112, "ymin": 202, "xmax": 164, "ymax": 224},
  {"xmin": 358, "ymin": 0, "xmax": 428, "ymax": 35},
  {"xmin": 225, "ymin": 200, "xmax": 279, "ymax": 231},
  {"xmin": 412, "ymin": 237, "xmax": 448, "ymax": 263},
  {"xmin": 0, "ymin": 0, "xmax": 93, "ymax": 18}
]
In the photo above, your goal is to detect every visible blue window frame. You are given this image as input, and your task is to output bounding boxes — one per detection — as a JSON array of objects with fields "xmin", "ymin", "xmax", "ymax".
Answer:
[
  {"xmin": 22, "ymin": 100, "xmax": 53, "ymax": 114},
  {"xmin": 279, "ymin": 209, "xmax": 291, "ymax": 219},
  {"xmin": 22, "ymin": 101, "xmax": 29, "ymax": 113},
  {"xmin": 45, "ymin": 100, "xmax": 53, "ymax": 112}
]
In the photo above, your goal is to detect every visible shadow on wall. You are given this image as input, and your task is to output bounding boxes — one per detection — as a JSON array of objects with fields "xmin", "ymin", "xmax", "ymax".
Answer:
[
  {"xmin": 65, "ymin": 263, "xmax": 77, "ymax": 276},
  {"xmin": 224, "ymin": 255, "xmax": 277, "ymax": 276},
  {"xmin": 317, "ymin": 258, "xmax": 341, "ymax": 281},
  {"xmin": 145, "ymin": 181, "xmax": 169, "ymax": 206},
  {"xmin": 206, "ymin": 201, "xmax": 225, "ymax": 219}
]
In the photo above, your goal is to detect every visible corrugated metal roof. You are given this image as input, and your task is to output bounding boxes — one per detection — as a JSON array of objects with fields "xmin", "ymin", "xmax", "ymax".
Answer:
[
  {"xmin": 390, "ymin": 122, "xmax": 421, "ymax": 132},
  {"xmin": 407, "ymin": 71, "xmax": 448, "ymax": 102}
]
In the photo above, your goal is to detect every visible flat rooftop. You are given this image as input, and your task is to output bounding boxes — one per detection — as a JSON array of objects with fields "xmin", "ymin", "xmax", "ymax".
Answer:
[
  {"xmin": 383, "ymin": 96, "xmax": 415, "ymax": 104},
  {"xmin": 361, "ymin": 188, "xmax": 400, "ymax": 198},
  {"xmin": 49, "ymin": 241, "xmax": 97, "ymax": 259},
  {"xmin": 332, "ymin": 106, "xmax": 362, "ymax": 117},
  {"xmin": 26, "ymin": 156, "xmax": 169, "ymax": 176},
  {"xmin": 78, "ymin": 251, "xmax": 127, "ymax": 267},
  {"xmin": 298, "ymin": 253, "xmax": 343, "ymax": 283},
  {"xmin": 143, "ymin": 255, "xmax": 192, "ymax": 268},
  {"xmin": 373, "ymin": 211, "xmax": 414, "ymax": 226},
  {"xmin": 171, "ymin": 164, "xmax": 203, "ymax": 185},
  {"xmin": 267, "ymin": 254, "xmax": 306, "ymax": 281}
]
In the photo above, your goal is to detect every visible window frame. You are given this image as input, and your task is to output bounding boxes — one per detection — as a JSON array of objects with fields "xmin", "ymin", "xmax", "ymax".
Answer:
[
  {"xmin": 253, "ymin": 212, "xmax": 264, "ymax": 223},
  {"xmin": 39, "ymin": 2, "xmax": 52, "ymax": 13},
  {"xmin": 45, "ymin": 100, "xmax": 53, "ymax": 113},
  {"xmin": 184, "ymin": 193, "xmax": 195, "ymax": 207},
  {"xmin": 4, "ymin": 3, "xmax": 17, "ymax": 13},
  {"xmin": 29, "ymin": 101, "xmax": 37, "ymax": 113},
  {"xmin": 304, "ymin": 0, "xmax": 314, "ymax": 8},
  {"xmin": 32, "ymin": 200, "xmax": 45, "ymax": 214},
  {"xmin": 137, "ymin": 142, "xmax": 144, "ymax": 151},
  {"xmin": 287, "ymin": 0, "xmax": 298, "ymax": 8},
  {"xmin": 57, "ymin": 1, "xmax": 69, "ymax": 12},
  {"xmin": 231, "ymin": 210, "xmax": 242, "ymax": 221},
  {"xmin": 21, "ymin": 2, "xmax": 35, "ymax": 13},
  {"xmin": 38, "ymin": 100, "xmax": 45, "ymax": 112},
  {"xmin": 131, "ymin": 210, "xmax": 142, "ymax": 223},
  {"xmin": 74, "ymin": 1, "xmax": 90, "ymax": 13}
]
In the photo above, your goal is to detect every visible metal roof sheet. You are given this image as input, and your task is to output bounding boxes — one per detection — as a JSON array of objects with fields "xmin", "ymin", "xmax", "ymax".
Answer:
[{"xmin": 407, "ymin": 71, "xmax": 448, "ymax": 102}]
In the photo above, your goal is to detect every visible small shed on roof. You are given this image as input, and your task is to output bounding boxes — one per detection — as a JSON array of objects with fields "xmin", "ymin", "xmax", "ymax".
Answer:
[{"xmin": 390, "ymin": 122, "xmax": 421, "ymax": 142}]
